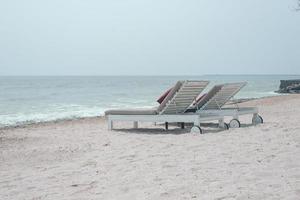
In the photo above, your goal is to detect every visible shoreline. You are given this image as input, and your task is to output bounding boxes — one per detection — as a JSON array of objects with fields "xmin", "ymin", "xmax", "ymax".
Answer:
[
  {"xmin": 0, "ymin": 97, "xmax": 259, "ymax": 131},
  {"xmin": 0, "ymin": 94, "xmax": 291, "ymax": 131},
  {"xmin": 0, "ymin": 116, "xmax": 105, "ymax": 131}
]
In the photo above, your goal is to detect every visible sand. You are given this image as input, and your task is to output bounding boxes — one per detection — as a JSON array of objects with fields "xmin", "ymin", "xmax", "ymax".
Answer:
[{"xmin": 1, "ymin": 95, "xmax": 300, "ymax": 200}]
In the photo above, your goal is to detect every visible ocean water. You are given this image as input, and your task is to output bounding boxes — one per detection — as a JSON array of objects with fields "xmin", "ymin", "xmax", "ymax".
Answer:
[{"xmin": 1, "ymin": 75, "xmax": 299, "ymax": 127}]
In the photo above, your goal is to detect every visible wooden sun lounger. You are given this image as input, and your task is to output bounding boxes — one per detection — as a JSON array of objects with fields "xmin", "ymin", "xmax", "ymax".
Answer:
[{"xmin": 105, "ymin": 80, "xmax": 229, "ymax": 134}]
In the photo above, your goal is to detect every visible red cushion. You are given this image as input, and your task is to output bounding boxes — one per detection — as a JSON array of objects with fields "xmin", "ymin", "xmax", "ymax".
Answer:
[
  {"xmin": 157, "ymin": 88, "xmax": 172, "ymax": 104},
  {"xmin": 193, "ymin": 93, "xmax": 207, "ymax": 105}
]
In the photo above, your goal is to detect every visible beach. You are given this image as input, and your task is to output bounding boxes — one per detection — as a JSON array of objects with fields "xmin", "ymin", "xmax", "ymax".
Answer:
[{"xmin": 1, "ymin": 94, "xmax": 300, "ymax": 200}]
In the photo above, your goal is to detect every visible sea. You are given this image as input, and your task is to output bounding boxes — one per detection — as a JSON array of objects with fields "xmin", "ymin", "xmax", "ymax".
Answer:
[{"xmin": 1, "ymin": 75, "xmax": 299, "ymax": 128}]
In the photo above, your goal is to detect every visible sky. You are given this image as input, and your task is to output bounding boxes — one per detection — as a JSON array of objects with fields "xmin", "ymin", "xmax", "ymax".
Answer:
[{"xmin": 0, "ymin": 0, "xmax": 299, "ymax": 76}]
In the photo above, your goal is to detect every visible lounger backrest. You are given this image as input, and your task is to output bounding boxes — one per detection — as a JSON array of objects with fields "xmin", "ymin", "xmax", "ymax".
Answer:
[
  {"xmin": 195, "ymin": 85, "xmax": 223, "ymax": 109},
  {"xmin": 157, "ymin": 80, "xmax": 209, "ymax": 114},
  {"xmin": 197, "ymin": 82, "xmax": 247, "ymax": 110}
]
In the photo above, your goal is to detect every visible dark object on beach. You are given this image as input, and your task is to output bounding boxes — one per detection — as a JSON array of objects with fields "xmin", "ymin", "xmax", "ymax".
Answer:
[{"xmin": 276, "ymin": 79, "xmax": 300, "ymax": 94}]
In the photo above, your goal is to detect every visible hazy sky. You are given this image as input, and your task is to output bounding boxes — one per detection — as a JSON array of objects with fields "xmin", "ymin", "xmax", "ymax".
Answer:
[{"xmin": 0, "ymin": 0, "xmax": 299, "ymax": 75}]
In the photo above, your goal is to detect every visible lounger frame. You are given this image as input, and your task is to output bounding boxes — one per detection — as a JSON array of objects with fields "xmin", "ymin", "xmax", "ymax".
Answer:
[
  {"xmin": 198, "ymin": 107, "xmax": 259, "ymax": 121},
  {"xmin": 107, "ymin": 114, "xmax": 226, "ymax": 130}
]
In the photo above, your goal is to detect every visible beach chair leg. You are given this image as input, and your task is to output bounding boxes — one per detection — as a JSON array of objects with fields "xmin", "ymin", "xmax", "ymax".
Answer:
[
  {"xmin": 191, "ymin": 117, "xmax": 202, "ymax": 134},
  {"xmin": 253, "ymin": 113, "xmax": 258, "ymax": 119},
  {"xmin": 165, "ymin": 122, "xmax": 169, "ymax": 130},
  {"xmin": 218, "ymin": 119, "xmax": 225, "ymax": 128},
  {"xmin": 253, "ymin": 113, "xmax": 258, "ymax": 124},
  {"xmin": 252, "ymin": 113, "xmax": 263, "ymax": 124},
  {"xmin": 193, "ymin": 117, "xmax": 200, "ymax": 127},
  {"xmin": 181, "ymin": 122, "xmax": 185, "ymax": 129},
  {"xmin": 133, "ymin": 121, "xmax": 138, "ymax": 129},
  {"xmin": 108, "ymin": 120, "xmax": 113, "ymax": 130}
]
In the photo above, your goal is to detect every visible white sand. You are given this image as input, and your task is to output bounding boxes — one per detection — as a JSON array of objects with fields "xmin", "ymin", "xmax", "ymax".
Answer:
[{"xmin": 1, "ymin": 95, "xmax": 300, "ymax": 200}]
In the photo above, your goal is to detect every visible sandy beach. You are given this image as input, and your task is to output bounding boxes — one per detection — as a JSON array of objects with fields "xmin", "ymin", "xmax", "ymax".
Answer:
[{"xmin": 1, "ymin": 94, "xmax": 300, "ymax": 200}]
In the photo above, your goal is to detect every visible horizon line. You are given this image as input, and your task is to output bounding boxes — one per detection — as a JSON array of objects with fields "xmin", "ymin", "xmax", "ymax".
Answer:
[{"xmin": 1, "ymin": 74, "xmax": 300, "ymax": 77}]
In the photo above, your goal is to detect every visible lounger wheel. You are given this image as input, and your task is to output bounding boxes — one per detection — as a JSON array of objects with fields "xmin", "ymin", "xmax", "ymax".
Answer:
[
  {"xmin": 190, "ymin": 126, "xmax": 203, "ymax": 134},
  {"xmin": 229, "ymin": 119, "xmax": 241, "ymax": 128},
  {"xmin": 252, "ymin": 115, "xmax": 263, "ymax": 125}
]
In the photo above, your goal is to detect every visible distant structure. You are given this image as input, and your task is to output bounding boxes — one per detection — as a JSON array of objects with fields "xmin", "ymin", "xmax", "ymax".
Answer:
[{"xmin": 276, "ymin": 79, "xmax": 300, "ymax": 94}]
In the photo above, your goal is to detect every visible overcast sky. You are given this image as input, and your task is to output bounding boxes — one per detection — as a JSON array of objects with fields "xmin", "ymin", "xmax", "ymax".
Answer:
[{"xmin": 0, "ymin": 0, "xmax": 299, "ymax": 75}]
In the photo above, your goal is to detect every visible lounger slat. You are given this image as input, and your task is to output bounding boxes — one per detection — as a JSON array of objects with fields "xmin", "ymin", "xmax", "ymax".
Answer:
[
  {"xmin": 176, "ymin": 93, "xmax": 199, "ymax": 96},
  {"xmin": 167, "ymin": 105, "xmax": 192, "ymax": 109},
  {"xmin": 164, "ymin": 108, "xmax": 192, "ymax": 112},
  {"xmin": 179, "ymin": 87, "xmax": 208, "ymax": 90},
  {"xmin": 167, "ymin": 105, "xmax": 193, "ymax": 109},
  {"xmin": 173, "ymin": 100, "xmax": 196, "ymax": 104},
  {"xmin": 175, "ymin": 96, "xmax": 198, "ymax": 99},
  {"xmin": 177, "ymin": 89, "xmax": 202, "ymax": 92},
  {"xmin": 176, "ymin": 92, "xmax": 201, "ymax": 95}
]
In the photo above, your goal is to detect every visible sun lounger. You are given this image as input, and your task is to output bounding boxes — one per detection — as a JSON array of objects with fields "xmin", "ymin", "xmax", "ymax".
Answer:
[
  {"xmin": 187, "ymin": 82, "xmax": 263, "ymax": 128},
  {"xmin": 105, "ymin": 80, "xmax": 228, "ymax": 134}
]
